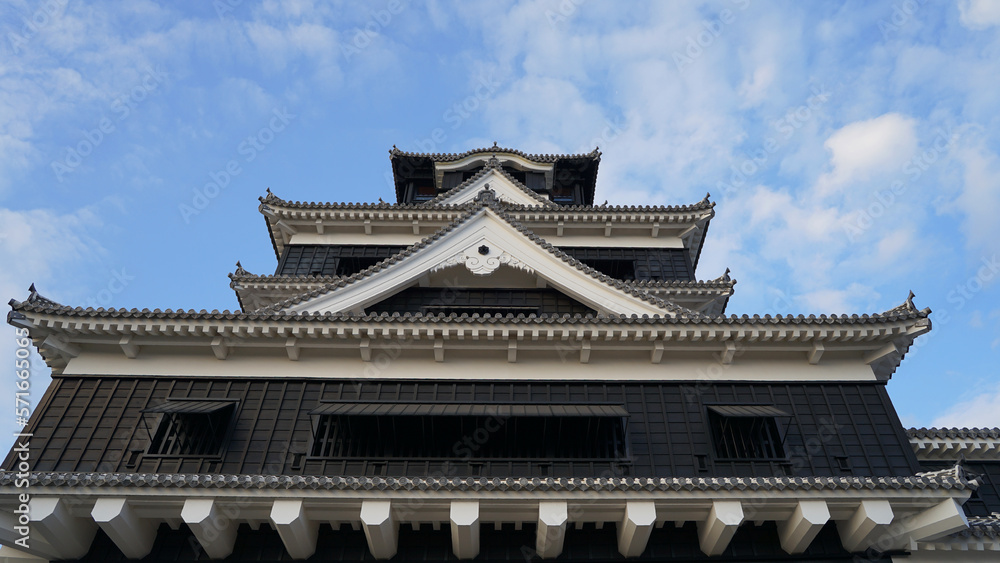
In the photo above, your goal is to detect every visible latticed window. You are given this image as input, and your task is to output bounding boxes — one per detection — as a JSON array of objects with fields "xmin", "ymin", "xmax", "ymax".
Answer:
[
  {"xmin": 143, "ymin": 400, "xmax": 236, "ymax": 456},
  {"xmin": 708, "ymin": 405, "xmax": 788, "ymax": 460},
  {"xmin": 309, "ymin": 403, "xmax": 629, "ymax": 460}
]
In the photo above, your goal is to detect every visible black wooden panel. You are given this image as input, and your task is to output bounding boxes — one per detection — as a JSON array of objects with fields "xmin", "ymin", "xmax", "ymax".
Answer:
[
  {"xmin": 562, "ymin": 247, "xmax": 694, "ymax": 281},
  {"xmin": 5, "ymin": 377, "xmax": 920, "ymax": 479},
  {"xmin": 275, "ymin": 245, "xmax": 407, "ymax": 276},
  {"xmin": 366, "ymin": 288, "xmax": 596, "ymax": 316},
  {"xmin": 275, "ymin": 245, "xmax": 694, "ymax": 281}
]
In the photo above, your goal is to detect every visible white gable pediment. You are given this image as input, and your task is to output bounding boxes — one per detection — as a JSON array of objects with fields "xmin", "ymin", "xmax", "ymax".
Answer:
[
  {"xmin": 437, "ymin": 169, "xmax": 553, "ymax": 207},
  {"xmin": 284, "ymin": 207, "xmax": 673, "ymax": 317}
]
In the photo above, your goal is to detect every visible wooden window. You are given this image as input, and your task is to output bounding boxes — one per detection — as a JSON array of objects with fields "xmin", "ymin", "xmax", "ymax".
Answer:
[
  {"xmin": 144, "ymin": 401, "xmax": 236, "ymax": 457},
  {"xmin": 708, "ymin": 406, "xmax": 787, "ymax": 460},
  {"xmin": 309, "ymin": 403, "xmax": 629, "ymax": 461}
]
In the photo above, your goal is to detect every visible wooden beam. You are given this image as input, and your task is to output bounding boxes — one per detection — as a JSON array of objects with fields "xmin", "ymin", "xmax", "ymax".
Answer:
[
  {"xmin": 285, "ymin": 337, "xmax": 300, "ymax": 361},
  {"xmin": 536, "ymin": 501, "xmax": 568, "ymax": 559},
  {"xmin": 434, "ymin": 338, "xmax": 445, "ymax": 362},
  {"xmin": 450, "ymin": 501, "xmax": 480, "ymax": 559},
  {"xmin": 269, "ymin": 499, "xmax": 318, "ymax": 560},
  {"xmin": 837, "ymin": 500, "xmax": 893, "ymax": 552},
  {"xmin": 508, "ymin": 339, "xmax": 517, "ymax": 363},
  {"xmin": 617, "ymin": 501, "xmax": 656, "ymax": 557},
  {"xmin": 720, "ymin": 341, "xmax": 737, "ymax": 365},
  {"xmin": 211, "ymin": 337, "xmax": 229, "ymax": 360},
  {"xmin": 29, "ymin": 497, "xmax": 97, "ymax": 560},
  {"xmin": 651, "ymin": 341, "xmax": 664, "ymax": 364},
  {"xmin": 900, "ymin": 498, "xmax": 969, "ymax": 543},
  {"xmin": 360, "ymin": 338, "xmax": 372, "ymax": 362},
  {"xmin": 91, "ymin": 497, "xmax": 157, "ymax": 559},
  {"xmin": 580, "ymin": 340, "xmax": 591, "ymax": 364},
  {"xmin": 698, "ymin": 500, "xmax": 744, "ymax": 556},
  {"xmin": 120, "ymin": 335, "xmax": 140, "ymax": 359},
  {"xmin": 360, "ymin": 500, "xmax": 398, "ymax": 560},
  {"xmin": 808, "ymin": 342, "xmax": 824, "ymax": 365},
  {"xmin": 864, "ymin": 341, "xmax": 902, "ymax": 364},
  {"xmin": 182, "ymin": 498, "xmax": 238, "ymax": 559},
  {"xmin": 778, "ymin": 500, "xmax": 830, "ymax": 554},
  {"xmin": 42, "ymin": 335, "xmax": 80, "ymax": 358}
]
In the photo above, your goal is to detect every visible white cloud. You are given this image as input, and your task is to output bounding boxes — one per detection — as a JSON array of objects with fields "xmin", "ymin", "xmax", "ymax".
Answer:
[
  {"xmin": 738, "ymin": 63, "xmax": 777, "ymax": 108},
  {"xmin": 796, "ymin": 282, "xmax": 882, "ymax": 313},
  {"xmin": 0, "ymin": 205, "xmax": 104, "ymax": 457},
  {"xmin": 932, "ymin": 383, "xmax": 1000, "ymax": 428},
  {"xmin": 952, "ymin": 142, "xmax": 1000, "ymax": 255},
  {"xmin": 970, "ymin": 310, "xmax": 984, "ymax": 328},
  {"xmin": 958, "ymin": 0, "xmax": 1000, "ymax": 29},
  {"xmin": 815, "ymin": 113, "xmax": 919, "ymax": 195}
]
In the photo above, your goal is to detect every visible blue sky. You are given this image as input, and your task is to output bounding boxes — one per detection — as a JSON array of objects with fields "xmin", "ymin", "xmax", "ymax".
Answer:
[{"xmin": 1, "ymin": 0, "xmax": 999, "ymax": 451}]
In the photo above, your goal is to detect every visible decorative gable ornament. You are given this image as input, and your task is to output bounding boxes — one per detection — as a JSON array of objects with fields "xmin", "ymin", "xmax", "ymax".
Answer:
[{"xmin": 432, "ymin": 243, "xmax": 534, "ymax": 276}]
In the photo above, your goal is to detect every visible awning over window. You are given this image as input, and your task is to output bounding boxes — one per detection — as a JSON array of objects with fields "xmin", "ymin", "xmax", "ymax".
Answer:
[
  {"xmin": 708, "ymin": 405, "xmax": 789, "ymax": 417},
  {"xmin": 143, "ymin": 400, "xmax": 237, "ymax": 414},
  {"xmin": 309, "ymin": 402, "xmax": 629, "ymax": 418}
]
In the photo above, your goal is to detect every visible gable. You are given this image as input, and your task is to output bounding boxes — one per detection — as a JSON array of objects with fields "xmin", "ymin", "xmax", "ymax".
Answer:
[
  {"xmin": 282, "ymin": 206, "xmax": 677, "ymax": 317},
  {"xmin": 435, "ymin": 168, "xmax": 554, "ymax": 207}
]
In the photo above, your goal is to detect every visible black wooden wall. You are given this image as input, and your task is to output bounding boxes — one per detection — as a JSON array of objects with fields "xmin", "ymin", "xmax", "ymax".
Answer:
[{"xmin": 6, "ymin": 377, "xmax": 920, "ymax": 480}]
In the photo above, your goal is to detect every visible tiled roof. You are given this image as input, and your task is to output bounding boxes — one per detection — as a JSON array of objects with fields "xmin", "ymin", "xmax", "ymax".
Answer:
[
  {"xmin": 10, "ymin": 286, "xmax": 930, "ymax": 325},
  {"xmin": 1, "ymin": 469, "xmax": 976, "ymax": 492},
  {"xmin": 389, "ymin": 144, "xmax": 601, "ymax": 163},
  {"xmin": 258, "ymin": 190, "xmax": 715, "ymax": 214},
  {"xmin": 955, "ymin": 515, "xmax": 1000, "ymax": 539},
  {"xmin": 908, "ymin": 428, "xmax": 1000, "ymax": 439},
  {"xmin": 256, "ymin": 193, "xmax": 706, "ymax": 318}
]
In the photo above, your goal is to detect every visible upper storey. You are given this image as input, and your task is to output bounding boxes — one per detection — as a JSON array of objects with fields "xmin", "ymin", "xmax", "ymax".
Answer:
[{"xmin": 390, "ymin": 144, "xmax": 601, "ymax": 205}]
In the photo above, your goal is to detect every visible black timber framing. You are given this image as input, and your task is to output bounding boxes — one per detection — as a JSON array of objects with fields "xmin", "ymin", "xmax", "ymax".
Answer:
[
  {"xmin": 5, "ymin": 378, "xmax": 921, "ymax": 479},
  {"xmin": 365, "ymin": 287, "xmax": 596, "ymax": 316},
  {"xmin": 275, "ymin": 244, "xmax": 696, "ymax": 282}
]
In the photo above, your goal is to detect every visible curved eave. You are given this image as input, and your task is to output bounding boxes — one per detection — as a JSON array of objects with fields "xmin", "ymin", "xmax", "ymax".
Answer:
[
  {"xmin": 257, "ymin": 195, "xmax": 715, "ymax": 260},
  {"xmin": 9, "ymin": 295, "xmax": 931, "ymax": 377},
  {"xmin": 230, "ymin": 275, "xmax": 737, "ymax": 315},
  {"xmin": 908, "ymin": 427, "xmax": 1000, "ymax": 461}
]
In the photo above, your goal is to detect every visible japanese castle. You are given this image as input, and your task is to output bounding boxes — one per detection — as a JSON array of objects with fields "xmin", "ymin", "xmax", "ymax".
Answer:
[{"xmin": 3, "ymin": 146, "xmax": 1000, "ymax": 562}]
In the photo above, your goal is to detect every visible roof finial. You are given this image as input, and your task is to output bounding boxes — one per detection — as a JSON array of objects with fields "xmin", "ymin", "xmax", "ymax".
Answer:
[
  {"xmin": 906, "ymin": 290, "xmax": 916, "ymax": 311},
  {"xmin": 474, "ymin": 186, "xmax": 497, "ymax": 205},
  {"xmin": 493, "ymin": 141, "xmax": 498, "ymax": 148},
  {"xmin": 234, "ymin": 261, "xmax": 248, "ymax": 276}
]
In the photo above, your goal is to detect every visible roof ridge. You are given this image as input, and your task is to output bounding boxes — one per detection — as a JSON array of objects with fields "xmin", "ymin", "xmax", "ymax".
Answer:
[
  {"xmin": 389, "ymin": 144, "xmax": 601, "ymax": 163},
  {"xmin": 908, "ymin": 427, "xmax": 1000, "ymax": 438}
]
